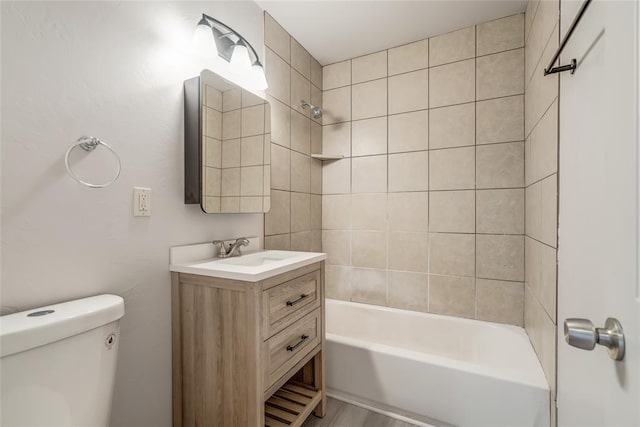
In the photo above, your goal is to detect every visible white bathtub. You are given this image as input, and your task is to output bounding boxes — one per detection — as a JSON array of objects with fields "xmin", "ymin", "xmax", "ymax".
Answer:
[{"xmin": 325, "ymin": 299, "xmax": 550, "ymax": 427}]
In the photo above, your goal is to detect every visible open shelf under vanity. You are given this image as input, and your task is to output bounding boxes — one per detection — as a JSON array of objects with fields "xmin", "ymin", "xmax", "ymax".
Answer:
[{"xmin": 265, "ymin": 381, "xmax": 322, "ymax": 427}]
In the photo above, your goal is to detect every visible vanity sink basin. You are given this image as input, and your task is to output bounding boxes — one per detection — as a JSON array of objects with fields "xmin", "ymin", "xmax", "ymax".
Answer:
[
  {"xmin": 169, "ymin": 248, "xmax": 326, "ymax": 282},
  {"xmin": 214, "ymin": 251, "xmax": 297, "ymax": 267}
]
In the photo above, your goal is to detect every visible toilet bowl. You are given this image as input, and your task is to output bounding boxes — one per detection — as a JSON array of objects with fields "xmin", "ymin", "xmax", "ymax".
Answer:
[{"xmin": 0, "ymin": 294, "xmax": 125, "ymax": 427}]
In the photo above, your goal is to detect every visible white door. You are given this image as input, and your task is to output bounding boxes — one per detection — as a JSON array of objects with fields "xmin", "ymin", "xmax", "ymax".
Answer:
[{"xmin": 557, "ymin": 0, "xmax": 639, "ymax": 426}]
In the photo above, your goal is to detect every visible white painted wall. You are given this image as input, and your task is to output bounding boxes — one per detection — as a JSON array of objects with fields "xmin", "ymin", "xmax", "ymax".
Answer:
[{"xmin": 1, "ymin": 2, "xmax": 265, "ymax": 425}]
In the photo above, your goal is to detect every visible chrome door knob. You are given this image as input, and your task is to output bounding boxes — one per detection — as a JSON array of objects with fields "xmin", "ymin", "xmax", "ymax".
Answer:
[
  {"xmin": 564, "ymin": 318, "xmax": 597, "ymax": 350},
  {"xmin": 564, "ymin": 317, "xmax": 625, "ymax": 361}
]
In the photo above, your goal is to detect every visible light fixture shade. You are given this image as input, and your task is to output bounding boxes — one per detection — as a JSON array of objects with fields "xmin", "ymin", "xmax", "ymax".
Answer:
[
  {"xmin": 193, "ymin": 17, "xmax": 217, "ymax": 58},
  {"xmin": 230, "ymin": 40, "xmax": 252, "ymax": 75},
  {"xmin": 251, "ymin": 62, "xmax": 268, "ymax": 90}
]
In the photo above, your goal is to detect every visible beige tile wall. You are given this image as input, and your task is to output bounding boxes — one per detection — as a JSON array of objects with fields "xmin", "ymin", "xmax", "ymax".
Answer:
[
  {"xmin": 321, "ymin": 14, "xmax": 526, "ymax": 326},
  {"xmin": 524, "ymin": 0, "xmax": 559, "ymax": 419},
  {"xmin": 264, "ymin": 13, "xmax": 323, "ymax": 251}
]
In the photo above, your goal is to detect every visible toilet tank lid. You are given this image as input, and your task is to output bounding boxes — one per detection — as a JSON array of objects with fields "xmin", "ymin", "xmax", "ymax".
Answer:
[{"xmin": 0, "ymin": 294, "xmax": 125, "ymax": 358}]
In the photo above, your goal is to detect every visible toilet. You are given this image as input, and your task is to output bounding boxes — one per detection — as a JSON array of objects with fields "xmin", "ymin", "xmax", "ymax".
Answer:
[{"xmin": 0, "ymin": 294, "xmax": 125, "ymax": 427}]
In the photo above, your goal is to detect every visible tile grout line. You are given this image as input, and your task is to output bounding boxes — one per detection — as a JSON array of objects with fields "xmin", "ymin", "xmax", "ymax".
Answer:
[
  {"xmin": 323, "ymin": 46, "xmax": 524, "ymax": 91},
  {"xmin": 323, "ymin": 262, "xmax": 524, "ymax": 284},
  {"xmin": 525, "ymin": 234, "xmax": 558, "ymax": 251},
  {"xmin": 474, "ymin": 24, "xmax": 479, "ymax": 321},
  {"xmin": 322, "ymin": 92, "xmax": 525, "ymax": 126},
  {"xmin": 522, "ymin": 12, "xmax": 528, "ymax": 328},
  {"xmin": 349, "ymin": 58, "xmax": 353, "ymax": 302},
  {"xmin": 385, "ymin": 50, "xmax": 390, "ymax": 306},
  {"xmin": 552, "ymin": 4, "xmax": 561, "ymax": 399},
  {"xmin": 426, "ymin": 39, "xmax": 432, "ymax": 314},
  {"xmin": 524, "ymin": 16, "xmax": 560, "ymax": 89},
  {"xmin": 524, "ymin": 0, "xmax": 541, "ymax": 48},
  {"xmin": 287, "ymin": 33, "xmax": 293, "ymax": 248},
  {"xmin": 524, "ymin": 279, "xmax": 556, "ymax": 324}
]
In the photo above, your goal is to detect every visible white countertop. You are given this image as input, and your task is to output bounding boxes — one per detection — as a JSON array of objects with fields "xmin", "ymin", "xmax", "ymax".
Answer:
[{"xmin": 169, "ymin": 242, "xmax": 326, "ymax": 282}]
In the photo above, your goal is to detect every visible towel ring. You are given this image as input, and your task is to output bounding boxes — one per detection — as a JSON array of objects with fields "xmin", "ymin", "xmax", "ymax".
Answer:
[{"xmin": 64, "ymin": 136, "xmax": 121, "ymax": 188}]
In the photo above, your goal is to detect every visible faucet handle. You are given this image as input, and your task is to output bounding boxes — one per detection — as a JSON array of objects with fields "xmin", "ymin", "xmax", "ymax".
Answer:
[
  {"xmin": 235, "ymin": 237, "xmax": 250, "ymax": 247},
  {"xmin": 212, "ymin": 240, "xmax": 230, "ymax": 253}
]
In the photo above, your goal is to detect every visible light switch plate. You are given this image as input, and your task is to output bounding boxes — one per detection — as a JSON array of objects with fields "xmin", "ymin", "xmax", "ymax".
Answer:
[{"xmin": 133, "ymin": 187, "xmax": 151, "ymax": 217}]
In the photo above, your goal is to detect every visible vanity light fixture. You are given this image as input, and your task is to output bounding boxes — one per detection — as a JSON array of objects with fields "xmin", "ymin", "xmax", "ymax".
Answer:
[
  {"xmin": 193, "ymin": 13, "xmax": 268, "ymax": 90},
  {"xmin": 230, "ymin": 39, "xmax": 252, "ymax": 74},
  {"xmin": 193, "ymin": 17, "xmax": 217, "ymax": 59}
]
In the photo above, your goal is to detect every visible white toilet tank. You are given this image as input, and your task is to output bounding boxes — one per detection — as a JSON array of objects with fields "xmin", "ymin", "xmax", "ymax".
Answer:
[{"xmin": 0, "ymin": 294, "xmax": 125, "ymax": 427}]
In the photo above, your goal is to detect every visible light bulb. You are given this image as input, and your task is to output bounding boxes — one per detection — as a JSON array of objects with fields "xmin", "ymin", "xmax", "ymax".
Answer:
[
  {"xmin": 193, "ymin": 17, "xmax": 217, "ymax": 59},
  {"xmin": 251, "ymin": 62, "xmax": 268, "ymax": 90},
  {"xmin": 230, "ymin": 40, "xmax": 252, "ymax": 75}
]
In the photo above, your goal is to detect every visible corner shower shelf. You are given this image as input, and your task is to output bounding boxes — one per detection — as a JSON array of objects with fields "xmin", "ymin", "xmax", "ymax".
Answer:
[
  {"xmin": 311, "ymin": 154, "xmax": 344, "ymax": 161},
  {"xmin": 264, "ymin": 381, "xmax": 322, "ymax": 427}
]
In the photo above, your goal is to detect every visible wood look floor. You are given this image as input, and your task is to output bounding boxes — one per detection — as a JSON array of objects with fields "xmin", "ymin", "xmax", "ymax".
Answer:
[{"xmin": 302, "ymin": 398, "xmax": 416, "ymax": 427}]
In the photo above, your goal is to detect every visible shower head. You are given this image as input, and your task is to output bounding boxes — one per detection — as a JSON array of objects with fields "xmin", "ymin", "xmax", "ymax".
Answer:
[{"xmin": 300, "ymin": 100, "xmax": 323, "ymax": 119}]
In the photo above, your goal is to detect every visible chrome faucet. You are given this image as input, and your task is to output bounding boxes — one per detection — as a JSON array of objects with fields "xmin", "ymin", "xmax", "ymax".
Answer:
[{"xmin": 213, "ymin": 237, "xmax": 250, "ymax": 258}]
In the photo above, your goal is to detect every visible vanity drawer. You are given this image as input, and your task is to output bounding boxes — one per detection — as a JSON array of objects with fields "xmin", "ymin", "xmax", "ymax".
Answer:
[
  {"xmin": 262, "ymin": 270, "xmax": 321, "ymax": 338},
  {"xmin": 264, "ymin": 308, "xmax": 321, "ymax": 390}
]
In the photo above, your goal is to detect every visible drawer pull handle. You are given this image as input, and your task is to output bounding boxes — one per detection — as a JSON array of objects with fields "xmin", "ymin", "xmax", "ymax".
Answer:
[
  {"xmin": 286, "ymin": 294, "xmax": 309, "ymax": 307},
  {"xmin": 287, "ymin": 335, "xmax": 309, "ymax": 352}
]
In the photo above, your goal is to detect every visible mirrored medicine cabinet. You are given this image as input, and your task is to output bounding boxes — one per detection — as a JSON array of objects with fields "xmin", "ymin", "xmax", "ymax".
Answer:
[{"xmin": 184, "ymin": 69, "xmax": 271, "ymax": 213}]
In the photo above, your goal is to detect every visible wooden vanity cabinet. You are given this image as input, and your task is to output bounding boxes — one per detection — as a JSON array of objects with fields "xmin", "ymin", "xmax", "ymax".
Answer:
[{"xmin": 171, "ymin": 262, "xmax": 326, "ymax": 427}]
